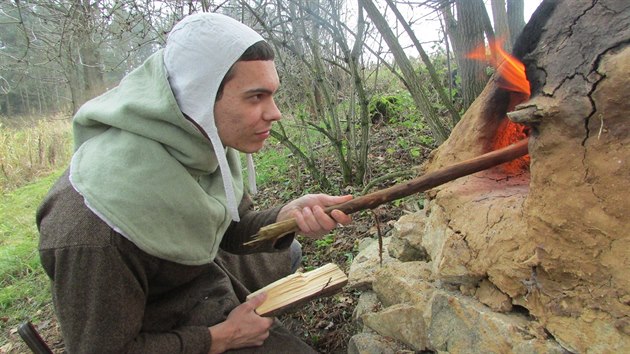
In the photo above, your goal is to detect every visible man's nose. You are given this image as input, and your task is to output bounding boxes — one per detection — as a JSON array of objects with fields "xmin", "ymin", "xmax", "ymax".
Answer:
[{"xmin": 264, "ymin": 99, "xmax": 282, "ymax": 121}]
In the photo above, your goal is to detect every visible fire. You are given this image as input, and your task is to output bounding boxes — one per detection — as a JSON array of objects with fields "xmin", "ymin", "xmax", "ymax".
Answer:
[
  {"xmin": 467, "ymin": 38, "xmax": 531, "ymax": 96},
  {"xmin": 468, "ymin": 38, "xmax": 531, "ymax": 173},
  {"xmin": 494, "ymin": 119, "xmax": 530, "ymax": 172}
]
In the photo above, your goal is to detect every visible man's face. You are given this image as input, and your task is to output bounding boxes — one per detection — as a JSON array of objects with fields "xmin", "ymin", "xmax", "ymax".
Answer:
[{"xmin": 214, "ymin": 60, "xmax": 281, "ymax": 153}]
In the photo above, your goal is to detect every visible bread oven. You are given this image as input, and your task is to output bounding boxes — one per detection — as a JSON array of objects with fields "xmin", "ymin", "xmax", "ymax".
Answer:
[{"xmin": 350, "ymin": 1, "xmax": 630, "ymax": 352}]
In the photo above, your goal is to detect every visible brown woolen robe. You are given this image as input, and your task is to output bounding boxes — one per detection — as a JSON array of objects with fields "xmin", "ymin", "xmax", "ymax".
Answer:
[{"xmin": 36, "ymin": 171, "xmax": 316, "ymax": 353}]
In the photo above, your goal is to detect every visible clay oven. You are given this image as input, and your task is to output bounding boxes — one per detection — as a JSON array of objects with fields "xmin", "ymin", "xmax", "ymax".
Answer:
[{"xmin": 348, "ymin": 1, "xmax": 630, "ymax": 352}]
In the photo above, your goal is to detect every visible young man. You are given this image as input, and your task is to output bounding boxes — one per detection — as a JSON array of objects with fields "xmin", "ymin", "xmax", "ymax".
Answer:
[{"xmin": 36, "ymin": 13, "xmax": 351, "ymax": 353}]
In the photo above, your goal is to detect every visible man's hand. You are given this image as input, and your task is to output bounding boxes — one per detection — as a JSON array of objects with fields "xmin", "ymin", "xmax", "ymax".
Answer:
[
  {"xmin": 208, "ymin": 293, "xmax": 273, "ymax": 354},
  {"xmin": 277, "ymin": 194, "xmax": 353, "ymax": 238}
]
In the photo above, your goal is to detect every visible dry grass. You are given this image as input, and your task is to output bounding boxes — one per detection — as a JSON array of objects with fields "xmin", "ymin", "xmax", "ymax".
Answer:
[{"xmin": 0, "ymin": 115, "xmax": 73, "ymax": 192}]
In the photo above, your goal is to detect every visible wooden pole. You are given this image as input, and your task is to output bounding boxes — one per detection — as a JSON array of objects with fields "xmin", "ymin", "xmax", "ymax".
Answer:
[{"xmin": 246, "ymin": 138, "xmax": 529, "ymax": 246}]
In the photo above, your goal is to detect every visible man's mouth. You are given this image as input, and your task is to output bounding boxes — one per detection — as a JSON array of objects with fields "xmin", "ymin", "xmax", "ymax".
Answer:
[{"xmin": 256, "ymin": 130, "xmax": 271, "ymax": 139}]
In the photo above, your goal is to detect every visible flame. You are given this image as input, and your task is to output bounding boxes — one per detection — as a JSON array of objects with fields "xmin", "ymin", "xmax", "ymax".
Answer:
[
  {"xmin": 467, "ymin": 38, "xmax": 531, "ymax": 97},
  {"xmin": 467, "ymin": 38, "xmax": 531, "ymax": 173}
]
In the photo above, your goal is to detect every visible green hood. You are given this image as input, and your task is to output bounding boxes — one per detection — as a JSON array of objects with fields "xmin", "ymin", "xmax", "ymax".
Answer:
[{"xmin": 70, "ymin": 50, "xmax": 244, "ymax": 265}]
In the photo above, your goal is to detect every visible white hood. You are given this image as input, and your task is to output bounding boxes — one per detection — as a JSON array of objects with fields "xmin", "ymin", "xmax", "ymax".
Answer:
[{"xmin": 164, "ymin": 13, "xmax": 263, "ymax": 221}]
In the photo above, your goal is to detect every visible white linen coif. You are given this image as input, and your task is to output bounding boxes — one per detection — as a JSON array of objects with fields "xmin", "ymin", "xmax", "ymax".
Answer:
[{"xmin": 164, "ymin": 13, "xmax": 263, "ymax": 221}]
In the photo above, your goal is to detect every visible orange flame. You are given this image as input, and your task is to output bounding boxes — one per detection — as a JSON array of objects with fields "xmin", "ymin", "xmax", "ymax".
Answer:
[
  {"xmin": 468, "ymin": 38, "xmax": 531, "ymax": 173},
  {"xmin": 467, "ymin": 38, "xmax": 531, "ymax": 97}
]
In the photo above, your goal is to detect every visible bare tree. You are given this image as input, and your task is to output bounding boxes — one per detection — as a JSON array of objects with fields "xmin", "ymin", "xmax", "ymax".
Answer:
[
  {"xmin": 1, "ymin": 0, "xmax": 181, "ymax": 115},
  {"xmin": 490, "ymin": 0, "xmax": 526, "ymax": 53},
  {"xmin": 0, "ymin": 2, "xmax": 68, "ymax": 115},
  {"xmin": 243, "ymin": 0, "xmax": 375, "ymax": 188},
  {"xmin": 384, "ymin": 0, "xmax": 461, "ymax": 126}
]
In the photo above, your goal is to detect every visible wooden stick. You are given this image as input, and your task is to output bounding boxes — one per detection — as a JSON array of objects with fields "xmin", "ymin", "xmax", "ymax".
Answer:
[{"xmin": 245, "ymin": 138, "xmax": 529, "ymax": 246}]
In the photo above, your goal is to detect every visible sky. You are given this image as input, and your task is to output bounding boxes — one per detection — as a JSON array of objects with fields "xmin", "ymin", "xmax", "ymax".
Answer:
[
  {"xmin": 388, "ymin": 0, "xmax": 545, "ymax": 55},
  {"xmin": 523, "ymin": 0, "xmax": 545, "ymax": 21}
]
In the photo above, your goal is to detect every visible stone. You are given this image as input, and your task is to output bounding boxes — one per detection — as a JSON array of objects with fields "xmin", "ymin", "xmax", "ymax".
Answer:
[
  {"xmin": 388, "ymin": 236, "xmax": 427, "ymax": 262},
  {"xmin": 347, "ymin": 333, "xmax": 410, "ymax": 354},
  {"xmin": 544, "ymin": 309, "xmax": 630, "ymax": 354},
  {"xmin": 475, "ymin": 279, "xmax": 513, "ymax": 312},
  {"xmin": 348, "ymin": 236, "xmax": 396, "ymax": 290},
  {"xmin": 361, "ymin": 304, "xmax": 429, "ymax": 351},
  {"xmin": 388, "ymin": 213, "xmax": 429, "ymax": 261},
  {"xmin": 357, "ymin": 237, "xmax": 376, "ymax": 252},
  {"xmin": 459, "ymin": 283, "xmax": 476, "ymax": 297},
  {"xmin": 352, "ymin": 291, "xmax": 381, "ymax": 328},
  {"xmin": 425, "ymin": 290, "xmax": 567, "ymax": 354},
  {"xmin": 372, "ymin": 261, "xmax": 435, "ymax": 307}
]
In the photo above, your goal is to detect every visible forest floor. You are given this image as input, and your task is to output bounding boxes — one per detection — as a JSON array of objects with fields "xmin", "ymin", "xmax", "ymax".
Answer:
[{"xmin": 4, "ymin": 122, "xmax": 432, "ymax": 353}]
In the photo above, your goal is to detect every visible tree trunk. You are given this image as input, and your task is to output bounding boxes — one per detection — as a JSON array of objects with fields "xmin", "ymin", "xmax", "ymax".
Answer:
[
  {"xmin": 454, "ymin": 0, "xmax": 488, "ymax": 110},
  {"xmin": 507, "ymin": 0, "xmax": 525, "ymax": 46},
  {"xmin": 491, "ymin": 0, "xmax": 513, "ymax": 52},
  {"xmin": 57, "ymin": 0, "xmax": 107, "ymax": 113},
  {"xmin": 79, "ymin": 40, "xmax": 104, "ymax": 105},
  {"xmin": 440, "ymin": 0, "xmax": 488, "ymax": 111},
  {"xmin": 20, "ymin": 86, "xmax": 31, "ymax": 114},
  {"xmin": 348, "ymin": 5, "xmax": 370, "ymax": 185},
  {"xmin": 4, "ymin": 92, "xmax": 12, "ymax": 116},
  {"xmin": 76, "ymin": 0, "xmax": 105, "ymax": 109},
  {"xmin": 37, "ymin": 85, "xmax": 43, "ymax": 115}
]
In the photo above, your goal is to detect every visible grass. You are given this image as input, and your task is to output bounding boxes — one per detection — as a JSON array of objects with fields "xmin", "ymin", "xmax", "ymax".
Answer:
[
  {"xmin": 0, "ymin": 116, "xmax": 71, "ymax": 351},
  {"xmin": 0, "ymin": 170, "xmax": 63, "ymax": 345},
  {"xmin": 250, "ymin": 139, "xmax": 293, "ymax": 187}
]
